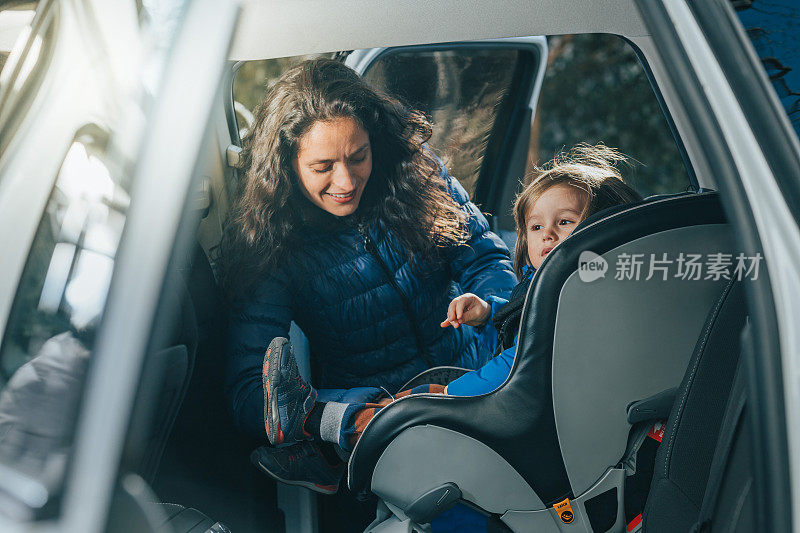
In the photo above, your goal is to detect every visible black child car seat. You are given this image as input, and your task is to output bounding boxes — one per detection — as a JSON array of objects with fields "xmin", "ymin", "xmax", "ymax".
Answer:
[{"xmin": 347, "ymin": 191, "xmax": 740, "ymax": 532}]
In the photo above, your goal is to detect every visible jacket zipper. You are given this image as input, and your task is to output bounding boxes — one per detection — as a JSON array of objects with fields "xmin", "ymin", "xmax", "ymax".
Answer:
[{"xmin": 358, "ymin": 225, "xmax": 434, "ymax": 369}]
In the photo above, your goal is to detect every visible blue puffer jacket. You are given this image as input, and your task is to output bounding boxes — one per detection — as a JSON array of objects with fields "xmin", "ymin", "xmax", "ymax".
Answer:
[{"xmin": 226, "ymin": 170, "xmax": 516, "ymax": 440}]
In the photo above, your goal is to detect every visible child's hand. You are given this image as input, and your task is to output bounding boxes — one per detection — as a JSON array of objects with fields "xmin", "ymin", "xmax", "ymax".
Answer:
[{"xmin": 440, "ymin": 293, "xmax": 491, "ymax": 329}]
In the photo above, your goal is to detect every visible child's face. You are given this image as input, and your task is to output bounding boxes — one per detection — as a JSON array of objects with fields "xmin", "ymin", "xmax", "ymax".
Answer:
[{"xmin": 525, "ymin": 184, "xmax": 588, "ymax": 270}]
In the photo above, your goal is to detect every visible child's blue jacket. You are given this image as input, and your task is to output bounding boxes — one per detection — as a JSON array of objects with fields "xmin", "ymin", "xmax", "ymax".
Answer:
[{"xmin": 444, "ymin": 294, "xmax": 517, "ymax": 396}]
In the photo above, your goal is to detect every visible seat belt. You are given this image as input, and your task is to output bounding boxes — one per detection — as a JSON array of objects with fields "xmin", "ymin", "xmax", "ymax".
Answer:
[{"xmin": 690, "ymin": 358, "xmax": 747, "ymax": 533}]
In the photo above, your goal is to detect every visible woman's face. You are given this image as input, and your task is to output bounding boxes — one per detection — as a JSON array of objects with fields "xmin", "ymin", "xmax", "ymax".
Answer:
[{"xmin": 293, "ymin": 117, "xmax": 372, "ymax": 217}]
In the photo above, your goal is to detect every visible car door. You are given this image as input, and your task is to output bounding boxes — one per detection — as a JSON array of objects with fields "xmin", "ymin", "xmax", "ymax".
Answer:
[
  {"xmin": 633, "ymin": 0, "xmax": 800, "ymax": 531},
  {"xmin": 0, "ymin": 0, "xmax": 238, "ymax": 531}
]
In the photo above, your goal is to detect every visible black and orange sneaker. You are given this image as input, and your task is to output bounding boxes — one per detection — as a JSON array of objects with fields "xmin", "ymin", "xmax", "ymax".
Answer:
[
  {"xmin": 263, "ymin": 337, "xmax": 317, "ymax": 445},
  {"xmin": 250, "ymin": 441, "xmax": 344, "ymax": 495}
]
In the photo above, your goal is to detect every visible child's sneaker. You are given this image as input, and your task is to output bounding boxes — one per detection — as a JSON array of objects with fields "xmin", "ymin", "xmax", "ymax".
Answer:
[
  {"xmin": 263, "ymin": 337, "xmax": 317, "ymax": 445},
  {"xmin": 250, "ymin": 441, "xmax": 344, "ymax": 495}
]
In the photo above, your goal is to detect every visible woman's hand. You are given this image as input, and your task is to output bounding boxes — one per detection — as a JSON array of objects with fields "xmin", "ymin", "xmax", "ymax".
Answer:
[{"xmin": 440, "ymin": 293, "xmax": 491, "ymax": 329}]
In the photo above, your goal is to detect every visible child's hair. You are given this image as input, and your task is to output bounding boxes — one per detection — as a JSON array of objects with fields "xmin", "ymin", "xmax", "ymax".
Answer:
[{"xmin": 513, "ymin": 143, "xmax": 643, "ymax": 278}]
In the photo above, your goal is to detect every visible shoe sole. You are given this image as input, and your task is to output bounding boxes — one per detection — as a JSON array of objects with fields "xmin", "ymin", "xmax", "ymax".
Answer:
[
  {"xmin": 251, "ymin": 450, "xmax": 339, "ymax": 495},
  {"xmin": 264, "ymin": 338, "xmax": 287, "ymax": 445}
]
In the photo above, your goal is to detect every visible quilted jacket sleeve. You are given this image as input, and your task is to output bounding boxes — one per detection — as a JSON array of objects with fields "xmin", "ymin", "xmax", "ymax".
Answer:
[
  {"xmin": 225, "ymin": 269, "xmax": 293, "ymax": 441},
  {"xmin": 442, "ymin": 167, "xmax": 518, "ymax": 300}
]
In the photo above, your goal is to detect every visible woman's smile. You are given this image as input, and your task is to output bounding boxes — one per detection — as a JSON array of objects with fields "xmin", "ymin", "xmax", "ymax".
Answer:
[{"xmin": 326, "ymin": 190, "xmax": 356, "ymax": 202}]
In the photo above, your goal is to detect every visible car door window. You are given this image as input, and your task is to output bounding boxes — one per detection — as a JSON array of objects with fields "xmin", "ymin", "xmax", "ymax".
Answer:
[
  {"xmin": 0, "ymin": 129, "xmax": 128, "ymax": 514},
  {"xmin": 232, "ymin": 53, "xmax": 330, "ymax": 140},
  {"xmin": 530, "ymin": 34, "xmax": 691, "ymax": 197},
  {"xmin": 231, "ymin": 36, "xmax": 693, "ymax": 253},
  {"xmin": 362, "ymin": 48, "xmax": 524, "ymax": 196},
  {"xmin": 232, "ymin": 48, "xmax": 530, "ymax": 200}
]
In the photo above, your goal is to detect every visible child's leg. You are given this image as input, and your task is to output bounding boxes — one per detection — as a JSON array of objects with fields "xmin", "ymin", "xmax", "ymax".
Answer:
[
  {"xmin": 305, "ymin": 384, "xmax": 446, "ymax": 451},
  {"xmin": 395, "ymin": 383, "xmax": 447, "ymax": 399}
]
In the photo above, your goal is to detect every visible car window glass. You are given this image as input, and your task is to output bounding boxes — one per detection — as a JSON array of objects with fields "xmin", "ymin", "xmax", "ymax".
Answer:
[
  {"xmin": 736, "ymin": 0, "xmax": 800, "ymax": 140},
  {"xmin": 529, "ymin": 34, "xmax": 689, "ymax": 197},
  {"xmin": 233, "ymin": 39, "xmax": 689, "ymax": 192},
  {"xmin": 484, "ymin": 34, "xmax": 693, "ymax": 248},
  {"xmin": 363, "ymin": 48, "xmax": 521, "ymax": 196},
  {"xmin": 0, "ymin": 129, "xmax": 129, "ymax": 511}
]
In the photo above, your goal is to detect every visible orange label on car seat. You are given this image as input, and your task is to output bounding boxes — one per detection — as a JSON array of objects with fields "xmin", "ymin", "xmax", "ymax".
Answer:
[{"xmin": 554, "ymin": 498, "xmax": 575, "ymax": 524}]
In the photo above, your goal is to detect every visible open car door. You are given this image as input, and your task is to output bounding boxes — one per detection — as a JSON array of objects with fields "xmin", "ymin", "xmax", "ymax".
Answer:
[{"xmin": 0, "ymin": 0, "xmax": 238, "ymax": 531}]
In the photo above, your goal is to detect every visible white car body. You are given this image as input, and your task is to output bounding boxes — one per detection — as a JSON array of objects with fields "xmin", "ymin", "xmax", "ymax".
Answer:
[{"xmin": 0, "ymin": 0, "xmax": 798, "ymax": 531}]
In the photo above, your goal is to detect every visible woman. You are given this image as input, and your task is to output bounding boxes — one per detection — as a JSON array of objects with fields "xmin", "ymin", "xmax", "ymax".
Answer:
[
  {"xmin": 219, "ymin": 57, "xmax": 515, "ymax": 439},
  {"xmin": 217, "ymin": 63, "xmax": 514, "ymax": 528}
]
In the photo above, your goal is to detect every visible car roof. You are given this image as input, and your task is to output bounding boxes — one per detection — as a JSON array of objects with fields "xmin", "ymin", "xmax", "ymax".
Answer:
[{"xmin": 229, "ymin": 0, "xmax": 649, "ymax": 60}]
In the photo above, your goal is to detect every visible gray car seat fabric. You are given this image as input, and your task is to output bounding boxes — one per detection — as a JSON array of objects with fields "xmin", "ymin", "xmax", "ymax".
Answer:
[
  {"xmin": 691, "ymin": 350, "xmax": 756, "ymax": 533},
  {"xmin": 124, "ymin": 268, "xmax": 198, "ymax": 483},
  {"xmin": 347, "ymin": 192, "xmax": 736, "ymax": 527},
  {"xmin": 643, "ymin": 278, "xmax": 747, "ymax": 532},
  {"xmin": 552, "ymin": 223, "xmax": 734, "ymax": 496},
  {"xmin": 153, "ymin": 245, "xmax": 283, "ymax": 531}
]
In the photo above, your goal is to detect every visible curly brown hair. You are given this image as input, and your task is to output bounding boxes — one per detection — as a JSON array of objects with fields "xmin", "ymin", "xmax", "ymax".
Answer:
[
  {"xmin": 513, "ymin": 143, "xmax": 642, "ymax": 278},
  {"xmin": 216, "ymin": 58, "xmax": 469, "ymax": 300}
]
